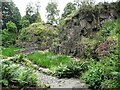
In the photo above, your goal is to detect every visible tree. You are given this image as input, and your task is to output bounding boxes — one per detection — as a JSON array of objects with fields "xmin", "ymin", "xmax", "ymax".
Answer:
[
  {"xmin": 46, "ymin": 1, "xmax": 59, "ymax": 25},
  {"xmin": 2, "ymin": 1, "xmax": 21, "ymax": 29},
  {"xmin": 74, "ymin": 0, "xmax": 95, "ymax": 9},
  {"xmin": 20, "ymin": 18, "xmax": 30, "ymax": 28},
  {"xmin": 62, "ymin": 2, "xmax": 76, "ymax": 18},
  {"xmin": 74, "ymin": 0, "xmax": 81, "ymax": 9},
  {"xmin": 25, "ymin": 2, "xmax": 34, "ymax": 24},
  {"xmin": 24, "ymin": 1, "xmax": 41, "ymax": 24},
  {"xmin": 34, "ymin": 1, "xmax": 41, "ymax": 22},
  {"xmin": 2, "ymin": 21, "xmax": 17, "ymax": 47}
]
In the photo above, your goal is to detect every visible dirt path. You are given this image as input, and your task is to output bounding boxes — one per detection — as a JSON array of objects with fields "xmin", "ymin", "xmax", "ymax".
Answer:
[{"xmin": 38, "ymin": 72, "xmax": 89, "ymax": 89}]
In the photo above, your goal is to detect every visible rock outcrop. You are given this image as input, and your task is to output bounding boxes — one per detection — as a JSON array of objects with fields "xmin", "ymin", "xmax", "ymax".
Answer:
[{"xmin": 50, "ymin": 2, "xmax": 120, "ymax": 58}]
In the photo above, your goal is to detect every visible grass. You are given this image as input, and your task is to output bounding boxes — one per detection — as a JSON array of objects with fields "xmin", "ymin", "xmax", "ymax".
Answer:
[
  {"xmin": 26, "ymin": 52, "xmax": 72, "ymax": 70},
  {"xmin": 2, "ymin": 47, "xmax": 20, "ymax": 57}
]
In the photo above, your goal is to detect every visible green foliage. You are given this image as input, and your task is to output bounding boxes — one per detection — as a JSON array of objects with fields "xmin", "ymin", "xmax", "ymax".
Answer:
[
  {"xmin": 81, "ymin": 50, "xmax": 120, "ymax": 89},
  {"xmin": 20, "ymin": 19, "xmax": 30, "ymax": 28},
  {"xmin": 46, "ymin": 1, "xmax": 59, "ymax": 25},
  {"xmin": 101, "ymin": 79, "xmax": 119, "ymax": 89},
  {"xmin": 6, "ymin": 21, "xmax": 17, "ymax": 32},
  {"xmin": 97, "ymin": 19, "xmax": 120, "ymax": 41},
  {"xmin": 2, "ymin": 21, "xmax": 18, "ymax": 47},
  {"xmin": 55, "ymin": 17, "xmax": 120, "ymax": 89},
  {"xmin": 2, "ymin": 1, "xmax": 21, "ymax": 29},
  {"xmin": 25, "ymin": 2, "xmax": 34, "ymax": 24},
  {"xmin": 2, "ymin": 29, "xmax": 17, "ymax": 47},
  {"xmin": 26, "ymin": 52, "xmax": 72, "ymax": 71},
  {"xmin": 58, "ymin": 2, "xmax": 76, "ymax": 27},
  {"xmin": 80, "ymin": 18, "xmax": 120, "ymax": 89},
  {"xmin": 18, "ymin": 22, "xmax": 58, "ymax": 49},
  {"xmin": 55, "ymin": 60, "xmax": 91, "ymax": 78},
  {"xmin": 62, "ymin": 2, "xmax": 76, "ymax": 18},
  {"xmin": 18, "ymin": 28, "xmax": 28, "ymax": 41},
  {"xmin": 24, "ymin": 2, "xmax": 41, "ymax": 24},
  {"xmin": 2, "ymin": 47, "xmax": 20, "ymax": 57},
  {"xmin": 74, "ymin": 0, "xmax": 95, "ymax": 13},
  {"xmin": 0, "ymin": 61, "xmax": 40, "ymax": 88}
]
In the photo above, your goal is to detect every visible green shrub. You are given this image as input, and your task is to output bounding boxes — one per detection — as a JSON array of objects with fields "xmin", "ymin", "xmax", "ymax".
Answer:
[
  {"xmin": 2, "ymin": 29, "xmax": 17, "ymax": 47},
  {"xmin": 0, "ymin": 61, "xmax": 40, "ymax": 88},
  {"xmin": 101, "ymin": 79, "xmax": 119, "ymax": 89},
  {"xmin": 2, "ymin": 21, "xmax": 18, "ymax": 47},
  {"xmin": 20, "ymin": 19, "xmax": 30, "ymax": 28},
  {"xmin": 6, "ymin": 21, "xmax": 17, "ymax": 32},
  {"xmin": 81, "ymin": 54, "xmax": 120, "ymax": 89},
  {"xmin": 55, "ymin": 59, "xmax": 94, "ymax": 78},
  {"xmin": 97, "ymin": 19, "xmax": 120, "ymax": 41},
  {"xmin": 55, "ymin": 61, "xmax": 82, "ymax": 78}
]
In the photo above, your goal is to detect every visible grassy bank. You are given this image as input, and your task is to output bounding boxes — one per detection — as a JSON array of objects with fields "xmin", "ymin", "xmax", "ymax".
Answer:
[
  {"xmin": 26, "ymin": 52, "xmax": 72, "ymax": 70},
  {"xmin": 2, "ymin": 47, "xmax": 20, "ymax": 57}
]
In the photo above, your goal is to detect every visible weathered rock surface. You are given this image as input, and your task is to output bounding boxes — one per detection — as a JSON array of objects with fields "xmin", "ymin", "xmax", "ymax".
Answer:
[{"xmin": 50, "ymin": 2, "xmax": 120, "ymax": 58}]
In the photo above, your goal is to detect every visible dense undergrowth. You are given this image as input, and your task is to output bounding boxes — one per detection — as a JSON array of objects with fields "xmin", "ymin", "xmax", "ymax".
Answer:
[
  {"xmin": 0, "ymin": 61, "xmax": 42, "ymax": 89},
  {"xmin": 55, "ymin": 19, "xmax": 120, "ymax": 89}
]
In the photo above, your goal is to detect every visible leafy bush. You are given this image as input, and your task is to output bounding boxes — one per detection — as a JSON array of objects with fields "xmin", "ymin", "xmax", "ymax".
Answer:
[
  {"xmin": 20, "ymin": 19, "xmax": 30, "ymax": 28},
  {"xmin": 97, "ymin": 19, "xmax": 120, "ymax": 41},
  {"xmin": 55, "ymin": 62, "xmax": 82, "ymax": 78},
  {"xmin": 55, "ymin": 59, "xmax": 94, "ymax": 78},
  {"xmin": 6, "ymin": 21, "xmax": 17, "ymax": 32},
  {"xmin": 2, "ymin": 21, "xmax": 18, "ymax": 47},
  {"xmin": 0, "ymin": 61, "xmax": 40, "ymax": 88},
  {"xmin": 26, "ymin": 52, "xmax": 72, "ymax": 70},
  {"xmin": 2, "ymin": 29, "xmax": 17, "ymax": 47},
  {"xmin": 101, "ymin": 79, "xmax": 119, "ymax": 89},
  {"xmin": 81, "ymin": 54, "xmax": 120, "ymax": 89}
]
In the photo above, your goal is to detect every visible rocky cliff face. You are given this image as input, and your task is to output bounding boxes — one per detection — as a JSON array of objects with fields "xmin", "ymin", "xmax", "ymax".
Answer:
[{"xmin": 50, "ymin": 2, "xmax": 120, "ymax": 58}]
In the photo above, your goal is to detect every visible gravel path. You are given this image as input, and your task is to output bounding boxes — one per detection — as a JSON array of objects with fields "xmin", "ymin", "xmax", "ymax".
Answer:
[{"xmin": 38, "ymin": 72, "xmax": 89, "ymax": 89}]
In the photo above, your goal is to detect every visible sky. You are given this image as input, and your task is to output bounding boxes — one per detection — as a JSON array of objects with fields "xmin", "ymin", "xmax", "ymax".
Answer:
[{"xmin": 12, "ymin": 0, "xmax": 117, "ymax": 22}]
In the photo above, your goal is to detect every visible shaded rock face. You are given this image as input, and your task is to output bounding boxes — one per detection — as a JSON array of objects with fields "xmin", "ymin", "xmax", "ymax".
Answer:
[{"xmin": 50, "ymin": 2, "xmax": 120, "ymax": 58}]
